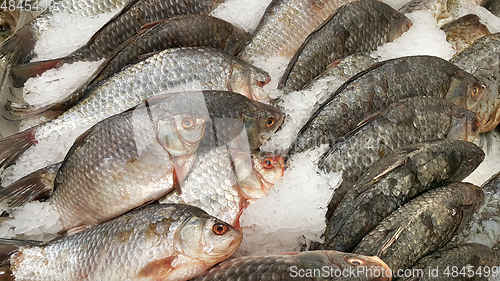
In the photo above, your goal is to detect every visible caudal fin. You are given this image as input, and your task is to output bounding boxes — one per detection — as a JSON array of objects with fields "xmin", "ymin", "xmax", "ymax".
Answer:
[
  {"xmin": 0, "ymin": 25, "xmax": 36, "ymax": 66},
  {"xmin": 10, "ymin": 58, "xmax": 63, "ymax": 87},
  {"xmin": 0, "ymin": 162, "xmax": 61, "ymax": 207},
  {"xmin": 0, "ymin": 126, "xmax": 39, "ymax": 172},
  {"xmin": 0, "ymin": 238, "xmax": 45, "ymax": 281}
]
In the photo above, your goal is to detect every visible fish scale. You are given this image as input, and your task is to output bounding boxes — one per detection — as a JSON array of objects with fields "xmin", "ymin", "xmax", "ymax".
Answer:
[
  {"xmin": 4, "ymin": 204, "xmax": 242, "ymax": 281},
  {"xmin": 290, "ymin": 55, "xmax": 484, "ymax": 155},
  {"xmin": 353, "ymin": 183, "xmax": 484, "ymax": 272}
]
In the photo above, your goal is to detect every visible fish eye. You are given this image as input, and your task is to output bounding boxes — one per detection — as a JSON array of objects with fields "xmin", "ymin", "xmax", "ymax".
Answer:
[
  {"xmin": 347, "ymin": 258, "xmax": 364, "ymax": 266},
  {"xmin": 472, "ymin": 119, "xmax": 480, "ymax": 133},
  {"xmin": 262, "ymin": 157, "xmax": 274, "ymax": 169},
  {"xmin": 266, "ymin": 118, "xmax": 275, "ymax": 128},
  {"xmin": 212, "ymin": 223, "xmax": 229, "ymax": 235},
  {"xmin": 472, "ymin": 87, "xmax": 478, "ymax": 96},
  {"xmin": 182, "ymin": 117, "xmax": 194, "ymax": 129},
  {"xmin": 257, "ymin": 80, "xmax": 266, "ymax": 87}
]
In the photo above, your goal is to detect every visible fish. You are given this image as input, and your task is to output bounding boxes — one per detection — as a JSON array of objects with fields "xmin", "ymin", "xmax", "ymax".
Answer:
[
  {"xmin": 399, "ymin": 243, "xmax": 500, "ymax": 280},
  {"xmin": 0, "ymin": 203, "xmax": 243, "ymax": 281},
  {"xmin": 318, "ymin": 96, "xmax": 481, "ymax": 213},
  {"xmin": 353, "ymin": 182, "xmax": 484, "ymax": 273},
  {"xmin": 289, "ymin": 55, "xmax": 485, "ymax": 155},
  {"xmin": 0, "ymin": 0, "xmax": 131, "ymax": 65},
  {"xmin": 0, "ymin": 48, "xmax": 280, "ymax": 182},
  {"xmin": 11, "ymin": 7, "xmax": 237, "ymax": 87},
  {"xmin": 278, "ymin": 0, "xmax": 412, "ymax": 93},
  {"xmin": 441, "ymin": 14, "xmax": 491, "ymax": 55},
  {"xmin": 451, "ymin": 33, "xmax": 500, "ymax": 133},
  {"xmin": 238, "ymin": 0, "xmax": 353, "ymax": 61},
  {"xmin": 160, "ymin": 146, "xmax": 285, "ymax": 227},
  {"xmin": 0, "ymin": 91, "xmax": 283, "ymax": 231},
  {"xmin": 447, "ymin": 171, "xmax": 500, "ymax": 248},
  {"xmin": 484, "ymin": 0, "xmax": 500, "ymax": 16},
  {"xmin": 321, "ymin": 139, "xmax": 484, "ymax": 253},
  {"xmin": 190, "ymin": 250, "xmax": 392, "ymax": 281},
  {"xmin": 398, "ymin": 0, "xmax": 484, "ymax": 25}
]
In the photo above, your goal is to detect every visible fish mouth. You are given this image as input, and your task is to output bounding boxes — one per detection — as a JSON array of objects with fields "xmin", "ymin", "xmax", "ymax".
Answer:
[{"xmin": 479, "ymin": 104, "xmax": 500, "ymax": 133}]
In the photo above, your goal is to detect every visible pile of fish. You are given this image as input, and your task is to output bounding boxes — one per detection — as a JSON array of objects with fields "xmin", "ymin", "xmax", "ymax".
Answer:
[{"xmin": 0, "ymin": 0, "xmax": 498, "ymax": 279}]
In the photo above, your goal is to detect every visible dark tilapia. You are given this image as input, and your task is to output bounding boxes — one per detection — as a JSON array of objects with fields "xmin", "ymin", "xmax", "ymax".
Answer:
[
  {"xmin": 353, "ymin": 182, "xmax": 484, "ymax": 272},
  {"xmin": 0, "ymin": 0, "xmax": 131, "ymax": 65},
  {"xmin": 11, "ymin": 13, "xmax": 247, "ymax": 88},
  {"xmin": 399, "ymin": 243, "xmax": 500, "ymax": 281},
  {"xmin": 238, "ymin": 0, "xmax": 353, "ymax": 61},
  {"xmin": 290, "ymin": 55, "xmax": 484, "ymax": 155},
  {"xmin": 451, "ymin": 33, "xmax": 500, "ymax": 132},
  {"xmin": 10, "ymin": 14, "xmax": 251, "ymax": 118},
  {"xmin": 1, "ymin": 0, "xmax": 226, "ymax": 66},
  {"xmin": 318, "ymin": 97, "xmax": 481, "ymax": 213},
  {"xmin": 322, "ymin": 139, "xmax": 484, "ymax": 253},
  {"xmin": 160, "ymin": 146, "xmax": 285, "ymax": 227},
  {"xmin": 0, "ymin": 91, "xmax": 283, "ymax": 231},
  {"xmin": 278, "ymin": 0, "xmax": 412, "ymax": 93},
  {"xmin": 191, "ymin": 250, "xmax": 391, "ymax": 281},
  {"xmin": 0, "ymin": 203, "xmax": 243, "ymax": 281},
  {"xmin": 0, "ymin": 48, "xmax": 279, "ymax": 183},
  {"xmin": 442, "ymin": 14, "xmax": 491, "ymax": 54},
  {"xmin": 448, "ymin": 171, "xmax": 500, "ymax": 247}
]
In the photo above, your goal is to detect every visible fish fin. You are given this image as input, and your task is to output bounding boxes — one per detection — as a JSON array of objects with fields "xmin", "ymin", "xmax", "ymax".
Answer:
[
  {"xmin": 140, "ymin": 18, "xmax": 169, "ymax": 30},
  {"xmin": 137, "ymin": 256, "xmax": 176, "ymax": 279},
  {"xmin": 5, "ymin": 99, "xmax": 66, "ymax": 120},
  {"xmin": 292, "ymin": 60, "xmax": 388, "ymax": 148},
  {"xmin": 0, "ymin": 125, "xmax": 39, "ymax": 172},
  {"xmin": 377, "ymin": 225, "xmax": 406, "ymax": 257},
  {"xmin": 66, "ymin": 225, "xmax": 92, "ymax": 236},
  {"xmin": 0, "ymin": 162, "xmax": 61, "ymax": 207},
  {"xmin": 325, "ymin": 180, "xmax": 355, "ymax": 220},
  {"xmin": 131, "ymin": 51, "xmax": 161, "ymax": 65},
  {"xmin": 10, "ymin": 58, "xmax": 64, "ymax": 87},
  {"xmin": 326, "ymin": 58, "xmax": 344, "ymax": 69},
  {"xmin": 0, "ymin": 25, "xmax": 36, "ymax": 65},
  {"xmin": 370, "ymin": 157, "xmax": 410, "ymax": 184},
  {"xmin": 342, "ymin": 110, "xmax": 385, "ymax": 140}
]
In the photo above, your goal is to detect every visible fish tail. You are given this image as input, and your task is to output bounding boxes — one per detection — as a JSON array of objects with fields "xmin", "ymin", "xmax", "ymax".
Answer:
[
  {"xmin": 0, "ymin": 162, "xmax": 61, "ymax": 207},
  {"xmin": 0, "ymin": 238, "xmax": 45, "ymax": 281},
  {"xmin": 0, "ymin": 25, "xmax": 36, "ymax": 65},
  {"xmin": 10, "ymin": 58, "xmax": 64, "ymax": 87},
  {"xmin": 0, "ymin": 125, "xmax": 39, "ymax": 171}
]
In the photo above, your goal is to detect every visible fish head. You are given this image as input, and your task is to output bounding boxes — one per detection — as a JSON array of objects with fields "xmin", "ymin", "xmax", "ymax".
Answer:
[
  {"xmin": 156, "ymin": 112, "xmax": 206, "ymax": 156},
  {"xmin": 387, "ymin": 12, "xmax": 413, "ymax": 42},
  {"xmin": 234, "ymin": 151, "xmax": 285, "ymax": 203},
  {"xmin": 448, "ymin": 141, "xmax": 485, "ymax": 182},
  {"xmin": 229, "ymin": 63, "xmax": 271, "ymax": 101},
  {"xmin": 176, "ymin": 215, "xmax": 243, "ymax": 264},
  {"xmin": 455, "ymin": 182, "xmax": 484, "ymax": 219},
  {"xmin": 447, "ymin": 110, "xmax": 482, "ymax": 142},
  {"xmin": 470, "ymin": 81, "xmax": 500, "ymax": 133},
  {"xmin": 314, "ymin": 251, "xmax": 391, "ymax": 281},
  {"xmin": 224, "ymin": 26, "xmax": 251, "ymax": 56},
  {"xmin": 243, "ymin": 104, "xmax": 284, "ymax": 150},
  {"xmin": 445, "ymin": 71, "xmax": 485, "ymax": 110}
]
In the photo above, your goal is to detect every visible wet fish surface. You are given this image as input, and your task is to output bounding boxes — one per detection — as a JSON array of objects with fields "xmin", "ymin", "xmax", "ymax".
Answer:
[
  {"xmin": 441, "ymin": 14, "xmax": 490, "ymax": 54},
  {"xmin": 278, "ymin": 0, "xmax": 412, "ymax": 93},
  {"xmin": 353, "ymin": 182, "xmax": 484, "ymax": 272},
  {"xmin": 451, "ymin": 33, "xmax": 500, "ymax": 132},
  {"xmin": 0, "ymin": 203, "xmax": 243, "ymax": 281},
  {"xmin": 160, "ymin": 145, "xmax": 285, "ymax": 227},
  {"xmin": 238, "ymin": 0, "xmax": 353, "ymax": 61},
  {"xmin": 321, "ymin": 139, "xmax": 484, "ymax": 252},
  {"xmin": 318, "ymin": 96, "xmax": 481, "ymax": 213},
  {"xmin": 190, "ymin": 250, "xmax": 392, "ymax": 281},
  {"xmin": 0, "ymin": 91, "xmax": 282, "ymax": 231},
  {"xmin": 10, "ymin": 2, "xmax": 232, "ymax": 87},
  {"xmin": 398, "ymin": 243, "xmax": 500, "ymax": 280},
  {"xmin": 0, "ymin": 0, "xmax": 132, "ymax": 65},
  {"xmin": 0, "ymin": 48, "xmax": 281, "ymax": 182},
  {"xmin": 289, "ymin": 55, "xmax": 484, "ymax": 155}
]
